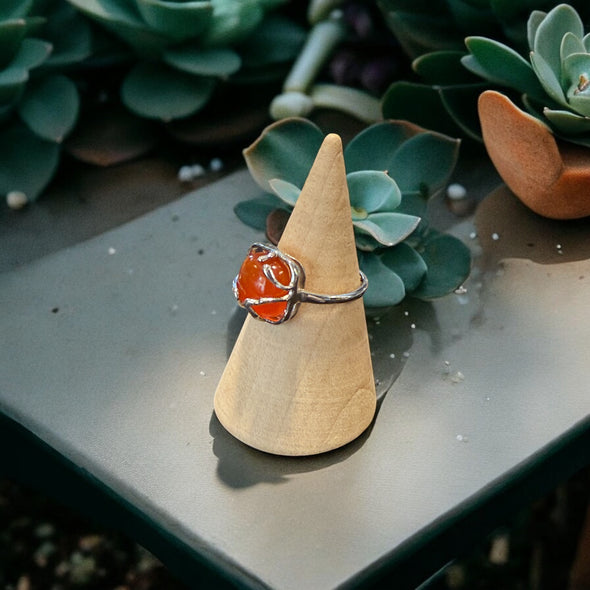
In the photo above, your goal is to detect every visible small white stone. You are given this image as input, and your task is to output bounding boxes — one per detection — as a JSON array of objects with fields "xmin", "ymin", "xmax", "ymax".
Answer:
[
  {"xmin": 450, "ymin": 371, "xmax": 465, "ymax": 383},
  {"xmin": 456, "ymin": 434, "xmax": 469, "ymax": 443},
  {"xmin": 402, "ymin": 351, "xmax": 410, "ymax": 358},
  {"xmin": 410, "ymin": 323, "xmax": 416, "ymax": 329},
  {"xmin": 108, "ymin": 247, "xmax": 116, "ymax": 255},
  {"xmin": 6, "ymin": 191, "xmax": 28, "ymax": 210},
  {"xmin": 389, "ymin": 353, "xmax": 396, "ymax": 359},
  {"xmin": 199, "ymin": 370, "xmax": 206, "ymax": 376},
  {"xmin": 446, "ymin": 183, "xmax": 467, "ymax": 200},
  {"xmin": 469, "ymin": 231, "xmax": 477, "ymax": 240},
  {"xmin": 190, "ymin": 163, "xmax": 206, "ymax": 177},
  {"xmin": 403, "ymin": 311, "xmax": 409, "ymax": 317},
  {"xmin": 454, "ymin": 285, "xmax": 468, "ymax": 295},
  {"xmin": 492, "ymin": 232, "xmax": 500, "ymax": 241},
  {"xmin": 178, "ymin": 165, "xmax": 194, "ymax": 182},
  {"xmin": 209, "ymin": 158, "xmax": 224, "ymax": 172}
]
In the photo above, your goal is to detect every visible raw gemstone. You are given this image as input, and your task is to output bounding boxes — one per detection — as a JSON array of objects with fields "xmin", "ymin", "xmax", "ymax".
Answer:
[{"xmin": 235, "ymin": 245, "xmax": 292, "ymax": 323}]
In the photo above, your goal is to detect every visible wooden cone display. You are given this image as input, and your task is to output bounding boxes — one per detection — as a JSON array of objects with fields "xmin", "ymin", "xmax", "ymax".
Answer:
[{"xmin": 214, "ymin": 134, "xmax": 376, "ymax": 455}]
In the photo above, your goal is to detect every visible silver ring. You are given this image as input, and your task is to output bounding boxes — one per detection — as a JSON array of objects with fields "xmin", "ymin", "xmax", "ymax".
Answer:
[{"xmin": 233, "ymin": 243, "xmax": 368, "ymax": 325}]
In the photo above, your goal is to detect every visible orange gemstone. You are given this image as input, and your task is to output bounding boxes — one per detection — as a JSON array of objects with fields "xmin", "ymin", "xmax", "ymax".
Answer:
[{"xmin": 235, "ymin": 245, "xmax": 293, "ymax": 323}]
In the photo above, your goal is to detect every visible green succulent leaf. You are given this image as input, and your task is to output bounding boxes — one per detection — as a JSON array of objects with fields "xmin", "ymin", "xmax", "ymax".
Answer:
[
  {"xmin": 268, "ymin": 178, "xmax": 300, "ymax": 206},
  {"xmin": 463, "ymin": 36, "xmax": 543, "ymax": 98},
  {"xmin": 163, "ymin": 47, "xmax": 241, "ymax": 77},
  {"xmin": 413, "ymin": 50, "xmax": 477, "ymax": 84},
  {"xmin": 0, "ymin": 19, "xmax": 27, "ymax": 67},
  {"xmin": 201, "ymin": 1, "xmax": 265, "ymax": 48},
  {"xmin": 527, "ymin": 10, "xmax": 546, "ymax": 50},
  {"xmin": 561, "ymin": 31, "xmax": 585, "ymax": 63},
  {"xmin": 243, "ymin": 117, "xmax": 324, "ymax": 193},
  {"xmin": 359, "ymin": 251, "xmax": 406, "ymax": 308},
  {"xmin": 0, "ymin": 1, "xmax": 35, "ymax": 20},
  {"xmin": 344, "ymin": 120, "xmax": 413, "ymax": 174},
  {"xmin": 354, "ymin": 212, "xmax": 420, "ymax": 247},
  {"xmin": 238, "ymin": 14, "xmax": 305, "ymax": 68},
  {"xmin": 40, "ymin": 4, "xmax": 92, "ymax": 67},
  {"xmin": 412, "ymin": 232, "xmax": 471, "ymax": 299},
  {"xmin": 121, "ymin": 61, "xmax": 216, "ymax": 120},
  {"xmin": 543, "ymin": 107, "xmax": 590, "ymax": 135},
  {"xmin": 347, "ymin": 170, "xmax": 401, "ymax": 214},
  {"xmin": 533, "ymin": 3, "xmax": 583, "ymax": 79},
  {"xmin": 17, "ymin": 75, "xmax": 79, "ymax": 142},
  {"xmin": 0, "ymin": 38, "xmax": 52, "ymax": 105},
  {"xmin": 530, "ymin": 50, "xmax": 568, "ymax": 107},
  {"xmin": 381, "ymin": 80, "xmax": 468, "ymax": 139},
  {"xmin": 387, "ymin": 131, "xmax": 460, "ymax": 196},
  {"xmin": 233, "ymin": 194, "xmax": 284, "ymax": 230},
  {"xmin": 584, "ymin": 32, "xmax": 590, "ymax": 52},
  {"xmin": 65, "ymin": 0, "xmax": 168, "ymax": 57},
  {"xmin": 134, "ymin": 0, "xmax": 212, "ymax": 42},
  {"xmin": 380, "ymin": 242, "xmax": 427, "ymax": 293},
  {"xmin": 438, "ymin": 83, "xmax": 485, "ymax": 140},
  {"xmin": 0, "ymin": 123, "xmax": 60, "ymax": 201}
]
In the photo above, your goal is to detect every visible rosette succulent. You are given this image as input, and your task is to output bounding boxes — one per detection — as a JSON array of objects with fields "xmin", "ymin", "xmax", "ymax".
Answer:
[
  {"xmin": 65, "ymin": 0, "xmax": 305, "ymax": 122},
  {"xmin": 464, "ymin": 3, "xmax": 590, "ymax": 146},
  {"xmin": 0, "ymin": 0, "xmax": 91, "ymax": 205},
  {"xmin": 236, "ymin": 117, "xmax": 470, "ymax": 309},
  {"xmin": 379, "ymin": 0, "xmax": 590, "ymax": 140}
]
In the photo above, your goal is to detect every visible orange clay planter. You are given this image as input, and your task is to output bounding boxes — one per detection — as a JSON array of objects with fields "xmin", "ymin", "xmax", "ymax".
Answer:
[{"xmin": 478, "ymin": 90, "xmax": 590, "ymax": 220}]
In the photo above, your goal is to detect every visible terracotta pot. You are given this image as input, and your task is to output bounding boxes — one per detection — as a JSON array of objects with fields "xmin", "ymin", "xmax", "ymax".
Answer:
[{"xmin": 478, "ymin": 90, "xmax": 590, "ymax": 219}]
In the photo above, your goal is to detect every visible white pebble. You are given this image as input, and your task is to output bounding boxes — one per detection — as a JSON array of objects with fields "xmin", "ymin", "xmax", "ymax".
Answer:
[
  {"xmin": 446, "ymin": 183, "xmax": 467, "ymax": 200},
  {"xmin": 6, "ymin": 191, "xmax": 28, "ymax": 210},
  {"xmin": 410, "ymin": 323, "xmax": 416, "ymax": 329},
  {"xmin": 450, "ymin": 371, "xmax": 465, "ymax": 383},
  {"xmin": 456, "ymin": 434, "xmax": 469, "ymax": 442},
  {"xmin": 178, "ymin": 165, "xmax": 194, "ymax": 182},
  {"xmin": 191, "ymin": 163, "xmax": 206, "ymax": 177},
  {"xmin": 108, "ymin": 247, "xmax": 116, "ymax": 255},
  {"xmin": 492, "ymin": 232, "xmax": 500, "ymax": 241},
  {"xmin": 402, "ymin": 351, "xmax": 410, "ymax": 358},
  {"xmin": 469, "ymin": 231, "xmax": 477, "ymax": 240},
  {"xmin": 209, "ymin": 158, "xmax": 224, "ymax": 172},
  {"xmin": 199, "ymin": 370, "xmax": 206, "ymax": 376},
  {"xmin": 389, "ymin": 353, "xmax": 396, "ymax": 359}
]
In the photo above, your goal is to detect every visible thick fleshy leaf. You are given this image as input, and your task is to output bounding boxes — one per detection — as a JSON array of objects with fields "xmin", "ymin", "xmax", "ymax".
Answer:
[
  {"xmin": 201, "ymin": 2, "xmax": 264, "ymax": 48},
  {"xmin": 65, "ymin": 0, "xmax": 168, "ymax": 57},
  {"xmin": 530, "ymin": 51, "xmax": 568, "ymax": 107},
  {"xmin": 387, "ymin": 132, "xmax": 460, "ymax": 196},
  {"xmin": 533, "ymin": 4, "xmax": 583, "ymax": 80},
  {"xmin": 268, "ymin": 178, "xmax": 300, "ymax": 206},
  {"xmin": 0, "ymin": 19, "xmax": 27, "ymax": 67},
  {"xmin": 344, "ymin": 120, "xmax": 412, "ymax": 173},
  {"xmin": 234, "ymin": 194, "xmax": 284, "ymax": 231},
  {"xmin": 121, "ymin": 61, "xmax": 216, "ymax": 120},
  {"xmin": 238, "ymin": 14, "xmax": 305, "ymax": 67},
  {"xmin": 347, "ymin": 170, "xmax": 401, "ymax": 215},
  {"xmin": 0, "ymin": 123, "xmax": 60, "ymax": 201},
  {"xmin": 543, "ymin": 107, "xmax": 590, "ymax": 135},
  {"xmin": 561, "ymin": 32, "xmax": 585, "ymax": 64},
  {"xmin": 163, "ymin": 47, "xmax": 241, "ymax": 77},
  {"xmin": 563, "ymin": 53, "xmax": 590, "ymax": 114},
  {"xmin": 527, "ymin": 10, "xmax": 546, "ymax": 50},
  {"xmin": 41, "ymin": 4, "xmax": 92, "ymax": 67},
  {"xmin": 463, "ymin": 36, "xmax": 542, "ymax": 98},
  {"xmin": 359, "ymin": 252, "xmax": 406, "ymax": 308},
  {"xmin": 413, "ymin": 50, "xmax": 476, "ymax": 85},
  {"xmin": 584, "ymin": 32, "xmax": 590, "ymax": 52},
  {"xmin": 243, "ymin": 117, "xmax": 323, "ymax": 193},
  {"xmin": 380, "ymin": 243, "xmax": 427, "ymax": 293},
  {"xmin": 134, "ymin": 0, "xmax": 212, "ymax": 41},
  {"xmin": 0, "ymin": 39, "xmax": 52, "ymax": 105},
  {"xmin": 439, "ymin": 83, "xmax": 485, "ymax": 140},
  {"xmin": 381, "ymin": 81, "xmax": 466, "ymax": 139},
  {"xmin": 0, "ymin": 1, "xmax": 35, "ymax": 20},
  {"xmin": 354, "ymin": 212, "xmax": 420, "ymax": 247},
  {"xmin": 412, "ymin": 233, "xmax": 471, "ymax": 299},
  {"xmin": 18, "ymin": 75, "xmax": 79, "ymax": 142}
]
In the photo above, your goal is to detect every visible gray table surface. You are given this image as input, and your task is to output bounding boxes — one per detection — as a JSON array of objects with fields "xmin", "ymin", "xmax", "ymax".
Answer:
[{"xmin": 1, "ymin": 168, "xmax": 590, "ymax": 589}]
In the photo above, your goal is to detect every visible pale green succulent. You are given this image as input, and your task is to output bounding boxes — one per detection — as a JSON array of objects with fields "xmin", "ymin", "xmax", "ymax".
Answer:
[
  {"xmin": 0, "ymin": 0, "xmax": 91, "ymax": 205},
  {"xmin": 64, "ymin": 0, "xmax": 305, "ymax": 122},
  {"xmin": 236, "ymin": 117, "xmax": 470, "ymax": 309},
  {"xmin": 379, "ymin": 0, "xmax": 590, "ymax": 141},
  {"xmin": 464, "ymin": 3, "xmax": 590, "ymax": 146}
]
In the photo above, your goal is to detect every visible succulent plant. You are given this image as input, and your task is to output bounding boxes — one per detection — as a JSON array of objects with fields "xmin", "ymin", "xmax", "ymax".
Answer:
[
  {"xmin": 0, "ymin": 0, "xmax": 91, "ymax": 206},
  {"xmin": 464, "ymin": 3, "xmax": 590, "ymax": 146},
  {"xmin": 379, "ymin": 0, "xmax": 590, "ymax": 141},
  {"xmin": 64, "ymin": 0, "xmax": 305, "ymax": 122},
  {"xmin": 236, "ymin": 117, "xmax": 470, "ymax": 309}
]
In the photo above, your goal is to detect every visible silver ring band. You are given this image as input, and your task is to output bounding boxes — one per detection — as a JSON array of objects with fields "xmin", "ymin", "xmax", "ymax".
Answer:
[{"xmin": 233, "ymin": 243, "xmax": 368, "ymax": 324}]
